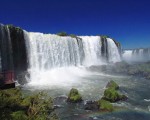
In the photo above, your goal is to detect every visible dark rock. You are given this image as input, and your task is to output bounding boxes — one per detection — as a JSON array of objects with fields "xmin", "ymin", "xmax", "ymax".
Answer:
[
  {"xmin": 7, "ymin": 25, "xmax": 28, "ymax": 80},
  {"xmin": 54, "ymin": 95, "xmax": 67, "ymax": 105},
  {"xmin": 0, "ymin": 74, "xmax": 3, "ymax": 84},
  {"xmin": 16, "ymin": 71, "xmax": 29, "ymax": 85},
  {"xmin": 84, "ymin": 100, "xmax": 99, "ymax": 110}
]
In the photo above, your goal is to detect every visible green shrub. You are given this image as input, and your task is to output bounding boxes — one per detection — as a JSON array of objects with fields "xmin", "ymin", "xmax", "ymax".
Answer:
[
  {"xmin": 70, "ymin": 34, "xmax": 77, "ymax": 38},
  {"xmin": 11, "ymin": 111, "xmax": 28, "ymax": 120},
  {"xmin": 103, "ymin": 88, "xmax": 121, "ymax": 102},
  {"xmin": 0, "ymin": 88, "xmax": 57, "ymax": 120},
  {"xmin": 101, "ymin": 35, "xmax": 109, "ymax": 39},
  {"xmin": 57, "ymin": 32, "xmax": 68, "ymax": 36},
  {"xmin": 67, "ymin": 88, "xmax": 82, "ymax": 103},
  {"xmin": 106, "ymin": 80, "xmax": 119, "ymax": 90},
  {"xmin": 97, "ymin": 99, "xmax": 113, "ymax": 112}
]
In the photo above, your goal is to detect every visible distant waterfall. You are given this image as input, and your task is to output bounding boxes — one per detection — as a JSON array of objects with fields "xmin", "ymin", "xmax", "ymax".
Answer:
[
  {"xmin": 122, "ymin": 50, "xmax": 133, "ymax": 62},
  {"xmin": 123, "ymin": 48, "xmax": 150, "ymax": 62}
]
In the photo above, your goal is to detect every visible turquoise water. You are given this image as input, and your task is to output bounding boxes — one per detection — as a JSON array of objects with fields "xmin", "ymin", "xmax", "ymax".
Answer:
[{"xmin": 22, "ymin": 67, "xmax": 150, "ymax": 120}]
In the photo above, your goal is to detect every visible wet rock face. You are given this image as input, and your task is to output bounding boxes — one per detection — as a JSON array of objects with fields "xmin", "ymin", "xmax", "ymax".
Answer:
[
  {"xmin": 84, "ymin": 100, "xmax": 99, "ymax": 110},
  {"xmin": 0, "ymin": 74, "xmax": 3, "ymax": 84},
  {"xmin": 16, "ymin": 71, "xmax": 29, "ymax": 85},
  {"xmin": 101, "ymin": 37, "xmax": 108, "ymax": 61},
  {"xmin": 7, "ymin": 25, "xmax": 28, "ymax": 77},
  {"xmin": 0, "ymin": 24, "xmax": 28, "ymax": 85},
  {"xmin": 67, "ymin": 88, "xmax": 82, "ymax": 103}
]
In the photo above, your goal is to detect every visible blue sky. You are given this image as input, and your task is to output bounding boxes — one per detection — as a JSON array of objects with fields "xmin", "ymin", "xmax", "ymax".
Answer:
[{"xmin": 0, "ymin": 0, "xmax": 150, "ymax": 49}]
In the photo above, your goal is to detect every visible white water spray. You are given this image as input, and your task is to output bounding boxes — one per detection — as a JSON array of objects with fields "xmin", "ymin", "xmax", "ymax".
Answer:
[
  {"xmin": 107, "ymin": 38, "xmax": 121, "ymax": 63},
  {"xmin": 23, "ymin": 32, "xmax": 121, "ymax": 86},
  {"xmin": 123, "ymin": 48, "xmax": 150, "ymax": 62}
]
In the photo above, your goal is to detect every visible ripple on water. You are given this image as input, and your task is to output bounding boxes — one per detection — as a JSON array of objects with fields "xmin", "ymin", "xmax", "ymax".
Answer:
[{"xmin": 144, "ymin": 99, "xmax": 150, "ymax": 102}]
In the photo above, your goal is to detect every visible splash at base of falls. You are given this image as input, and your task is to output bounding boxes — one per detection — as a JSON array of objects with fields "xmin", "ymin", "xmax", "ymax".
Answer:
[{"xmin": 27, "ymin": 67, "xmax": 91, "ymax": 87}]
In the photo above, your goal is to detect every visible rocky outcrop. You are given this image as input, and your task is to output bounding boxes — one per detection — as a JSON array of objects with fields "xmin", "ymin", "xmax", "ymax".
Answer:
[
  {"xmin": 97, "ymin": 99, "xmax": 113, "ymax": 112},
  {"xmin": 102, "ymin": 80, "xmax": 127, "ymax": 102},
  {"xmin": 106, "ymin": 80, "xmax": 119, "ymax": 90},
  {"xmin": 0, "ymin": 24, "xmax": 28, "ymax": 85},
  {"xmin": 67, "ymin": 88, "xmax": 82, "ymax": 103},
  {"xmin": 7, "ymin": 25, "xmax": 28, "ymax": 84},
  {"xmin": 84, "ymin": 100, "xmax": 99, "ymax": 110}
]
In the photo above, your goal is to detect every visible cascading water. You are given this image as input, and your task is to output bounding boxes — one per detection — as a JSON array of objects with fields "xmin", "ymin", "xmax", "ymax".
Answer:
[
  {"xmin": 107, "ymin": 38, "xmax": 121, "ymax": 63},
  {"xmin": 26, "ymin": 32, "xmax": 82, "ymax": 69},
  {"xmin": 122, "ymin": 50, "xmax": 133, "ymax": 62},
  {"xmin": 23, "ymin": 31, "xmax": 121, "ymax": 86},
  {"xmin": 123, "ymin": 48, "xmax": 150, "ymax": 62},
  {"xmin": 79, "ymin": 36, "xmax": 103, "ymax": 66}
]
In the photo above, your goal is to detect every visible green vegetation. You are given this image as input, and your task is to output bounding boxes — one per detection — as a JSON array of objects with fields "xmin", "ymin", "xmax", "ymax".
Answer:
[
  {"xmin": 101, "ymin": 35, "xmax": 109, "ymax": 39},
  {"xmin": 11, "ymin": 111, "xmax": 28, "ymax": 120},
  {"xmin": 69, "ymin": 34, "xmax": 77, "ymax": 38},
  {"xmin": 57, "ymin": 32, "xmax": 68, "ymax": 36},
  {"xmin": 57, "ymin": 32, "xmax": 78, "ymax": 38},
  {"xmin": 102, "ymin": 81, "xmax": 127, "ymax": 102},
  {"xmin": 6, "ymin": 24, "xmax": 21, "ymax": 32},
  {"xmin": 97, "ymin": 99, "xmax": 113, "ymax": 112},
  {"xmin": 106, "ymin": 80, "xmax": 119, "ymax": 90},
  {"xmin": 0, "ymin": 88, "xmax": 58, "ymax": 120},
  {"xmin": 99, "ymin": 35, "xmax": 121, "ymax": 47},
  {"xmin": 103, "ymin": 88, "xmax": 121, "ymax": 102},
  {"xmin": 67, "ymin": 88, "xmax": 82, "ymax": 103}
]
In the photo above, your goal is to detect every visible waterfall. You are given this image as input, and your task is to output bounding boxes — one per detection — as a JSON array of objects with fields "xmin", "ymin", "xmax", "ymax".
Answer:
[
  {"xmin": 25, "ymin": 32, "xmax": 83, "ymax": 70},
  {"xmin": 23, "ymin": 32, "xmax": 121, "ymax": 85},
  {"xmin": 25, "ymin": 33, "xmax": 121, "ymax": 70},
  {"xmin": 79, "ymin": 36, "xmax": 103, "ymax": 65},
  {"xmin": 122, "ymin": 50, "xmax": 133, "ymax": 62},
  {"xmin": 0, "ymin": 24, "xmax": 122, "ymax": 85},
  {"xmin": 106, "ymin": 38, "xmax": 121, "ymax": 63},
  {"xmin": 123, "ymin": 48, "xmax": 150, "ymax": 62}
]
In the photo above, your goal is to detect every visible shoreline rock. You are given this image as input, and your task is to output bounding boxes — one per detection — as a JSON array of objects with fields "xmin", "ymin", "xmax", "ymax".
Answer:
[
  {"xmin": 67, "ymin": 88, "xmax": 82, "ymax": 103},
  {"xmin": 102, "ymin": 80, "xmax": 128, "ymax": 102}
]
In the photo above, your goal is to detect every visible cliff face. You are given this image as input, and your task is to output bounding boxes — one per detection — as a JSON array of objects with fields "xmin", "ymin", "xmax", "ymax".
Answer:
[
  {"xmin": 7, "ymin": 25, "xmax": 28, "ymax": 77},
  {"xmin": 0, "ymin": 24, "xmax": 28, "ymax": 85},
  {"xmin": 0, "ymin": 24, "xmax": 13, "ymax": 72}
]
